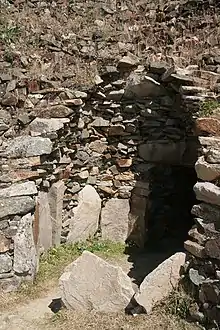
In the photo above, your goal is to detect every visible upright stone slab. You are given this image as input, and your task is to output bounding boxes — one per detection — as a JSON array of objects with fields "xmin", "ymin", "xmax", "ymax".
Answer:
[
  {"xmin": 36, "ymin": 191, "xmax": 53, "ymax": 252},
  {"xmin": 134, "ymin": 252, "xmax": 186, "ymax": 313},
  {"xmin": 67, "ymin": 185, "xmax": 101, "ymax": 243},
  {"xmin": 48, "ymin": 181, "xmax": 66, "ymax": 246},
  {"xmin": 13, "ymin": 213, "xmax": 37, "ymax": 279},
  {"xmin": 59, "ymin": 251, "xmax": 134, "ymax": 312},
  {"xmin": 101, "ymin": 198, "xmax": 130, "ymax": 242}
]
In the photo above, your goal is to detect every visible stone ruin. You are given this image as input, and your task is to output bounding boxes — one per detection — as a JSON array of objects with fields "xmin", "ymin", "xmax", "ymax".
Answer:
[{"xmin": 1, "ymin": 59, "xmax": 220, "ymax": 326}]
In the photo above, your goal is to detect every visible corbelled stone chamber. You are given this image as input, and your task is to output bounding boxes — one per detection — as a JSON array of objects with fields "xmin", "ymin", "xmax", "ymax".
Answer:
[{"xmin": 1, "ymin": 60, "xmax": 220, "ymax": 326}]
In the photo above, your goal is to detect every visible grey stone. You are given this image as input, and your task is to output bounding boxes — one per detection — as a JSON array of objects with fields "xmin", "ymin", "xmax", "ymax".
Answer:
[
  {"xmin": 48, "ymin": 181, "xmax": 66, "ymax": 246},
  {"xmin": 67, "ymin": 185, "xmax": 101, "ymax": 243},
  {"xmin": 195, "ymin": 156, "xmax": 220, "ymax": 181},
  {"xmin": 124, "ymin": 72, "xmax": 165, "ymax": 99},
  {"xmin": 139, "ymin": 141, "xmax": 185, "ymax": 164},
  {"xmin": 36, "ymin": 105, "xmax": 73, "ymax": 118},
  {"xmin": 192, "ymin": 203, "xmax": 220, "ymax": 224},
  {"xmin": 206, "ymin": 149, "xmax": 220, "ymax": 163},
  {"xmin": 205, "ymin": 238, "xmax": 220, "ymax": 260},
  {"xmin": 194, "ymin": 182, "xmax": 220, "ymax": 206},
  {"xmin": 0, "ymin": 276, "xmax": 21, "ymax": 293},
  {"xmin": 59, "ymin": 251, "xmax": 134, "ymax": 312},
  {"xmin": 2, "ymin": 136, "xmax": 52, "ymax": 158},
  {"xmin": 118, "ymin": 54, "xmax": 139, "ymax": 68},
  {"xmin": 184, "ymin": 240, "xmax": 206, "ymax": 258},
  {"xmin": 89, "ymin": 140, "xmax": 107, "ymax": 154},
  {"xmin": 90, "ymin": 117, "xmax": 110, "ymax": 127},
  {"xmin": 189, "ymin": 268, "xmax": 206, "ymax": 286},
  {"xmin": 0, "ymin": 196, "xmax": 35, "ymax": 218},
  {"xmin": 0, "ymin": 181, "xmax": 37, "ymax": 198},
  {"xmin": 134, "ymin": 253, "xmax": 186, "ymax": 314},
  {"xmin": 13, "ymin": 213, "xmax": 37, "ymax": 278},
  {"xmin": 199, "ymin": 136, "xmax": 220, "ymax": 148},
  {"xmin": 0, "ymin": 254, "xmax": 12, "ymax": 273},
  {"xmin": 36, "ymin": 191, "xmax": 52, "ymax": 253},
  {"xmin": 107, "ymin": 90, "xmax": 124, "ymax": 101},
  {"xmin": 108, "ymin": 124, "xmax": 125, "ymax": 136},
  {"xmin": 29, "ymin": 118, "xmax": 70, "ymax": 136},
  {"xmin": 101, "ymin": 199, "xmax": 130, "ymax": 242}
]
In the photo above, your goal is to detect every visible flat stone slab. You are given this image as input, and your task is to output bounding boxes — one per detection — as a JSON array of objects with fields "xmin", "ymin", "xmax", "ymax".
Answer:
[
  {"xmin": 134, "ymin": 252, "xmax": 186, "ymax": 314},
  {"xmin": 67, "ymin": 185, "xmax": 101, "ymax": 243},
  {"xmin": 101, "ymin": 198, "xmax": 130, "ymax": 242},
  {"xmin": 0, "ymin": 196, "xmax": 35, "ymax": 218},
  {"xmin": 2, "ymin": 136, "xmax": 52, "ymax": 158},
  {"xmin": 0, "ymin": 181, "xmax": 37, "ymax": 198},
  {"xmin": 59, "ymin": 251, "xmax": 134, "ymax": 312}
]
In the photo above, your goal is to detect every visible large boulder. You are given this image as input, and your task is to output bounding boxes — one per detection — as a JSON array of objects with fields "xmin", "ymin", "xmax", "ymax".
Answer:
[
  {"xmin": 59, "ymin": 251, "xmax": 134, "ymax": 312},
  {"xmin": 67, "ymin": 185, "xmax": 101, "ymax": 243},
  {"xmin": 134, "ymin": 252, "xmax": 186, "ymax": 314},
  {"xmin": 29, "ymin": 117, "xmax": 70, "ymax": 136},
  {"xmin": 101, "ymin": 198, "xmax": 130, "ymax": 242}
]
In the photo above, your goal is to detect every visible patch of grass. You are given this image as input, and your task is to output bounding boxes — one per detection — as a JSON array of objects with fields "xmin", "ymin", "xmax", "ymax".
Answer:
[
  {"xmin": 37, "ymin": 239, "xmax": 125, "ymax": 282},
  {"xmin": 0, "ymin": 240, "xmax": 126, "ymax": 311},
  {"xmin": 198, "ymin": 100, "xmax": 219, "ymax": 117},
  {"xmin": 162, "ymin": 288, "xmax": 194, "ymax": 320},
  {"xmin": 0, "ymin": 24, "xmax": 20, "ymax": 44}
]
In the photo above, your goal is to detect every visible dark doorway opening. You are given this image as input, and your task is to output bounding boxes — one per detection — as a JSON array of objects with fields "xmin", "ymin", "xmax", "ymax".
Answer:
[
  {"xmin": 146, "ymin": 165, "xmax": 198, "ymax": 252},
  {"xmin": 125, "ymin": 164, "xmax": 198, "ymax": 286}
]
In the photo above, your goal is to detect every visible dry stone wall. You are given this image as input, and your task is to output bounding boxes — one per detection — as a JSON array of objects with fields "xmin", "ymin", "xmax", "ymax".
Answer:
[{"xmin": 0, "ymin": 58, "xmax": 219, "ymax": 310}]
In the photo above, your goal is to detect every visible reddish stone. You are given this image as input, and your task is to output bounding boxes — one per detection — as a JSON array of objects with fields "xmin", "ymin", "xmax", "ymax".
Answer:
[
  {"xmin": 117, "ymin": 158, "xmax": 132, "ymax": 168},
  {"xmin": 194, "ymin": 117, "xmax": 220, "ymax": 136},
  {"xmin": 27, "ymin": 80, "xmax": 40, "ymax": 93}
]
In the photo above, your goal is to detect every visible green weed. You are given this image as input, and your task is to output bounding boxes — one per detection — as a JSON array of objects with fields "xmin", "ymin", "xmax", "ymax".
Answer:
[
  {"xmin": 0, "ymin": 24, "xmax": 20, "ymax": 44},
  {"xmin": 198, "ymin": 100, "xmax": 219, "ymax": 117}
]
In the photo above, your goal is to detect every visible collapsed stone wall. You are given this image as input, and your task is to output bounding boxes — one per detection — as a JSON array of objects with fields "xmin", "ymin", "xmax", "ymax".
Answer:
[{"xmin": 0, "ymin": 57, "xmax": 219, "ymax": 313}]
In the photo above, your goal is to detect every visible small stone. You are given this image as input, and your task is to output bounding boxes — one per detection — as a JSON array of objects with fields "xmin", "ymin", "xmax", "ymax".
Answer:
[
  {"xmin": 90, "ymin": 167, "xmax": 99, "ymax": 175},
  {"xmin": 205, "ymin": 238, "xmax": 220, "ymax": 260},
  {"xmin": 90, "ymin": 117, "xmax": 110, "ymax": 127},
  {"xmin": 78, "ymin": 118, "xmax": 85, "ymax": 129},
  {"xmin": 117, "ymin": 158, "xmax": 132, "ymax": 168},
  {"xmin": 195, "ymin": 156, "xmax": 220, "ymax": 181},
  {"xmin": 0, "ymin": 232, "xmax": 10, "ymax": 253},
  {"xmin": 184, "ymin": 240, "xmax": 206, "ymax": 258},
  {"xmin": 78, "ymin": 170, "xmax": 89, "ymax": 179},
  {"xmin": 1, "ymin": 92, "xmax": 18, "ymax": 106},
  {"xmin": 0, "ymin": 254, "xmax": 12, "ymax": 273},
  {"xmin": 89, "ymin": 140, "xmax": 107, "ymax": 154},
  {"xmin": 189, "ymin": 268, "xmax": 206, "ymax": 286},
  {"xmin": 149, "ymin": 62, "xmax": 168, "ymax": 74},
  {"xmin": 18, "ymin": 113, "xmax": 31, "ymax": 125},
  {"xmin": 192, "ymin": 203, "xmax": 220, "ymax": 224},
  {"xmin": 108, "ymin": 124, "xmax": 125, "ymax": 136},
  {"xmin": 65, "ymin": 99, "xmax": 83, "ymax": 106},
  {"xmin": 206, "ymin": 149, "xmax": 220, "ymax": 163},
  {"xmin": 73, "ymin": 91, "xmax": 87, "ymax": 99},
  {"xmin": 118, "ymin": 54, "xmax": 139, "ymax": 68},
  {"xmin": 36, "ymin": 105, "xmax": 73, "ymax": 118},
  {"xmin": 194, "ymin": 182, "xmax": 220, "ymax": 206},
  {"xmin": 0, "ymin": 276, "xmax": 21, "ymax": 293},
  {"xmin": 107, "ymin": 90, "xmax": 124, "ymax": 101},
  {"xmin": 81, "ymin": 129, "xmax": 90, "ymax": 139},
  {"xmin": 59, "ymin": 251, "xmax": 134, "ymax": 312}
]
